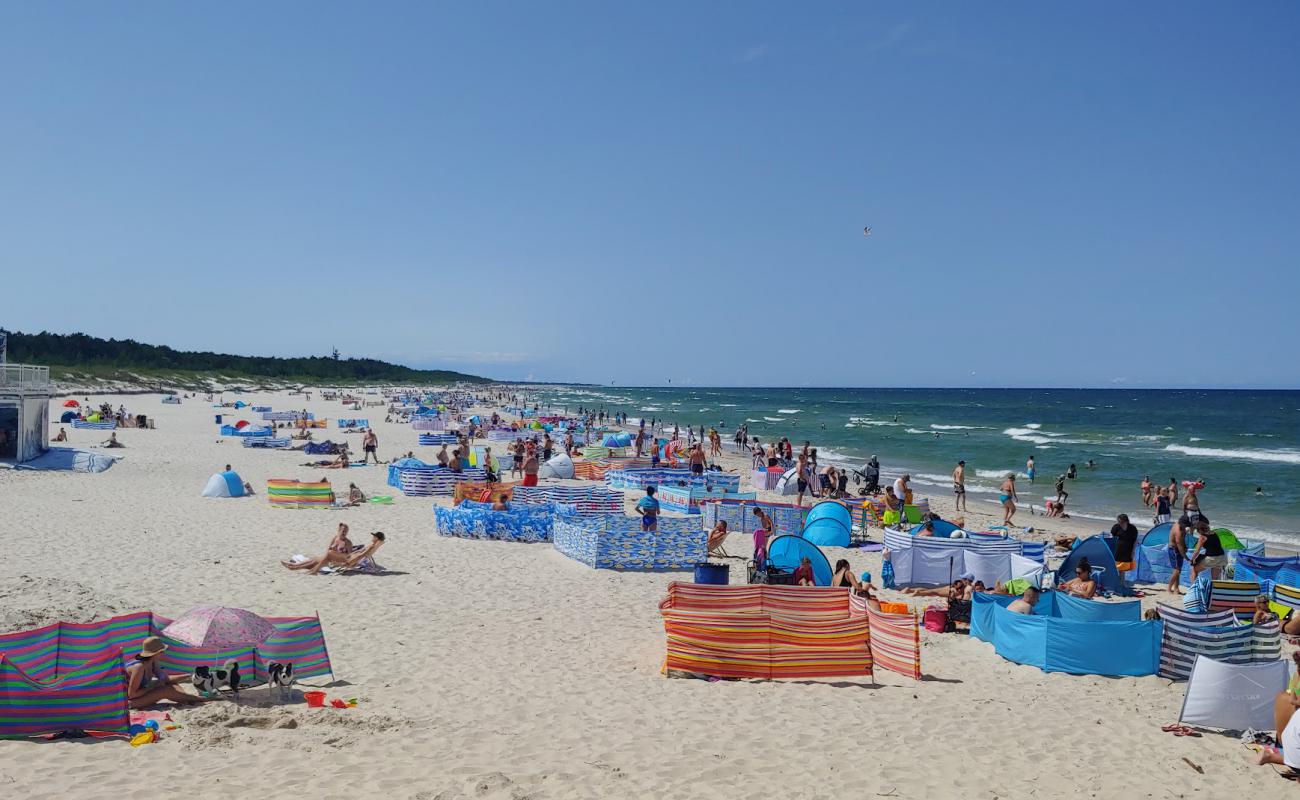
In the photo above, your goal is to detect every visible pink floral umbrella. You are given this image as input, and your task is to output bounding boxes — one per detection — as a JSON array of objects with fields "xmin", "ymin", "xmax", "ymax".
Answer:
[{"xmin": 161, "ymin": 605, "xmax": 276, "ymax": 648}]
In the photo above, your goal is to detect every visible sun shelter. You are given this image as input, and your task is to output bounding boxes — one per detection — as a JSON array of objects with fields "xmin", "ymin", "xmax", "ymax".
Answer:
[
  {"xmin": 802, "ymin": 501, "xmax": 852, "ymax": 547},
  {"xmin": 883, "ymin": 528, "xmax": 1042, "ymax": 588},
  {"xmin": 766, "ymin": 535, "xmax": 833, "ymax": 585},
  {"xmin": 538, "ymin": 453, "xmax": 575, "ymax": 479},
  {"xmin": 773, "ymin": 467, "xmax": 800, "ymax": 495},
  {"xmin": 435, "ymin": 500, "xmax": 577, "ymax": 542},
  {"xmin": 658, "ymin": 583, "xmax": 921, "ymax": 680},
  {"xmin": 0, "ymin": 610, "xmax": 333, "ymax": 738},
  {"xmin": 1156, "ymin": 603, "xmax": 1280, "ymax": 680},
  {"xmin": 553, "ymin": 516, "xmax": 703, "ymax": 570},
  {"xmin": 1055, "ymin": 535, "xmax": 1127, "ymax": 595},
  {"xmin": 1179, "ymin": 655, "xmax": 1289, "ymax": 732},
  {"xmin": 201, "ymin": 470, "xmax": 247, "ymax": 497},
  {"xmin": 971, "ymin": 592, "xmax": 1161, "ymax": 676}
]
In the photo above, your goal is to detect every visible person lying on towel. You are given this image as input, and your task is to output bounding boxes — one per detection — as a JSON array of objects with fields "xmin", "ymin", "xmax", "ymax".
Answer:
[{"xmin": 283, "ymin": 531, "xmax": 386, "ymax": 575}]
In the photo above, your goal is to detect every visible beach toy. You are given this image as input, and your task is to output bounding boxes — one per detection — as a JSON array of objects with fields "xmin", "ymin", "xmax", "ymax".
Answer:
[
  {"xmin": 304, "ymin": 690, "xmax": 327, "ymax": 708},
  {"xmin": 329, "ymin": 698, "xmax": 350, "ymax": 709},
  {"xmin": 129, "ymin": 731, "xmax": 157, "ymax": 747},
  {"xmin": 367, "ymin": 495, "xmax": 394, "ymax": 504}
]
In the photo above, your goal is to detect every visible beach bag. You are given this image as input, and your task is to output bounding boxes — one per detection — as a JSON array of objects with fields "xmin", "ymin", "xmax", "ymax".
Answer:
[
  {"xmin": 923, "ymin": 606, "xmax": 948, "ymax": 633},
  {"xmin": 880, "ymin": 601, "xmax": 911, "ymax": 615}
]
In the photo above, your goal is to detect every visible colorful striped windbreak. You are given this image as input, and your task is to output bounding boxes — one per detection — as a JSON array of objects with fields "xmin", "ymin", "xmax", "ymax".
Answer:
[
  {"xmin": 0, "ymin": 612, "xmax": 333, "ymax": 737},
  {"xmin": 659, "ymin": 583, "xmax": 923, "ymax": 681},
  {"xmin": 267, "ymin": 479, "xmax": 335, "ymax": 508}
]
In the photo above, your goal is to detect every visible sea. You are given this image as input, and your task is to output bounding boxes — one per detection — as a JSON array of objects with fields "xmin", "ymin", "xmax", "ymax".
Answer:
[{"xmin": 526, "ymin": 386, "xmax": 1300, "ymax": 543}]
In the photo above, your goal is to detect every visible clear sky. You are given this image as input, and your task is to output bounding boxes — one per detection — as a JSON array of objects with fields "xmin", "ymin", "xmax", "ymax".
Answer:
[{"xmin": 3, "ymin": 2, "xmax": 1298, "ymax": 387}]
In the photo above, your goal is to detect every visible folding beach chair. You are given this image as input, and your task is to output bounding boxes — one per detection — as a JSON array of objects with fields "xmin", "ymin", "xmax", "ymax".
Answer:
[{"xmin": 1206, "ymin": 579, "xmax": 1261, "ymax": 622}]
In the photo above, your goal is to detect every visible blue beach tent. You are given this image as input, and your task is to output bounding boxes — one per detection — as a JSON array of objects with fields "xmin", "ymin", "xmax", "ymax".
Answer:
[
  {"xmin": 908, "ymin": 519, "xmax": 961, "ymax": 538},
  {"xmin": 802, "ymin": 501, "xmax": 851, "ymax": 547},
  {"xmin": 1056, "ymin": 535, "xmax": 1127, "ymax": 595},
  {"xmin": 766, "ymin": 535, "xmax": 833, "ymax": 586}
]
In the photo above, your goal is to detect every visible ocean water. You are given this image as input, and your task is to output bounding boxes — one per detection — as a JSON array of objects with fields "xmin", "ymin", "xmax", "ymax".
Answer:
[{"xmin": 530, "ymin": 387, "xmax": 1300, "ymax": 542}]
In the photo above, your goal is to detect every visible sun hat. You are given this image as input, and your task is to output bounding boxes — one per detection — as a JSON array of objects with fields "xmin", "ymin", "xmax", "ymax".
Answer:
[{"xmin": 137, "ymin": 636, "xmax": 168, "ymax": 658}]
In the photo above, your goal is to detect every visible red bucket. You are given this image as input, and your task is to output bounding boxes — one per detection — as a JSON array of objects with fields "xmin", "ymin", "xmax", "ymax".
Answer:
[{"xmin": 304, "ymin": 691, "xmax": 326, "ymax": 708}]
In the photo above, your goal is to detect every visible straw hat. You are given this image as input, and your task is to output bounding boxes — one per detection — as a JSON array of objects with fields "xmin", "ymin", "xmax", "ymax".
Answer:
[{"xmin": 137, "ymin": 636, "xmax": 168, "ymax": 658}]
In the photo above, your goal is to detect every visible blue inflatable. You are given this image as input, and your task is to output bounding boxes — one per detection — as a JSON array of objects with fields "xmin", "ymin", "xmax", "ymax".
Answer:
[
  {"xmin": 766, "ymin": 535, "xmax": 833, "ymax": 586},
  {"xmin": 802, "ymin": 501, "xmax": 851, "ymax": 547}
]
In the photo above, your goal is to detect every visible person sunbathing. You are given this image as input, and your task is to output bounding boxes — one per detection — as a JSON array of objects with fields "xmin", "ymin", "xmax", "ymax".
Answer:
[
  {"xmin": 491, "ymin": 493, "xmax": 511, "ymax": 511},
  {"xmin": 323, "ymin": 452, "xmax": 350, "ymax": 469},
  {"xmin": 53, "ymin": 427, "xmax": 67, "ymax": 442},
  {"xmin": 103, "ymin": 432, "xmax": 124, "ymax": 448},
  {"xmin": 126, "ymin": 637, "xmax": 205, "ymax": 709},
  {"xmin": 707, "ymin": 521, "xmax": 730, "ymax": 555},
  {"xmin": 1254, "ymin": 595, "xmax": 1280, "ymax": 627},
  {"xmin": 283, "ymin": 531, "xmax": 386, "ymax": 575},
  {"xmin": 1007, "ymin": 586, "xmax": 1040, "ymax": 615},
  {"xmin": 1061, "ymin": 562, "xmax": 1098, "ymax": 599},
  {"xmin": 902, "ymin": 577, "xmax": 972, "ymax": 601}
]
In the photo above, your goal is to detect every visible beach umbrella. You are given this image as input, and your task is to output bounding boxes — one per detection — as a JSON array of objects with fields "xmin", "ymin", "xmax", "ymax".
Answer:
[
  {"xmin": 63, "ymin": 400, "xmax": 80, "ymax": 407},
  {"xmin": 161, "ymin": 605, "xmax": 276, "ymax": 648}
]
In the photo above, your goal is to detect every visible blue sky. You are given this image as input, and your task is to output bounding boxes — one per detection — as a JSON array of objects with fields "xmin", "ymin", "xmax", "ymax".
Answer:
[{"xmin": 3, "ymin": 2, "xmax": 1298, "ymax": 387}]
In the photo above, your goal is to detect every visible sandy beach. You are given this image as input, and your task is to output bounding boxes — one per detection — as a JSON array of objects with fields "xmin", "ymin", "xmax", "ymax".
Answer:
[{"xmin": 0, "ymin": 389, "xmax": 1291, "ymax": 799}]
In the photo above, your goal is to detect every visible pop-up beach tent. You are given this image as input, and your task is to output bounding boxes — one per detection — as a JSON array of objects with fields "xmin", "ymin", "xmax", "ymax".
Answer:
[
  {"xmin": 802, "ymin": 501, "xmax": 851, "ymax": 547},
  {"xmin": 766, "ymin": 535, "xmax": 832, "ymax": 586},
  {"xmin": 1056, "ymin": 535, "xmax": 1127, "ymax": 595},
  {"xmin": 539, "ymin": 453, "xmax": 575, "ymax": 480},
  {"xmin": 201, "ymin": 470, "xmax": 246, "ymax": 498},
  {"xmin": 773, "ymin": 467, "xmax": 800, "ymax": 496}
]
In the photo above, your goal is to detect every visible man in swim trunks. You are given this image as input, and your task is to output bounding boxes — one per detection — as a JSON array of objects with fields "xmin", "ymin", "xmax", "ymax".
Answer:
[
  {"xmin": 1008, "ymin": 586, "xmax": 1040, "ymax": 615},
  {"xmin": 952, "ymin": 460, "xmax": 967, "ymax": 511},
  {"xmin": 689, "ymin": 444, "xmax": 707, "ymax": 476},
  {"xmin": 1167, "ymin": 514, "xmax": 1192, "ymax": 594},
  {"xmin": 362, "ymin": 429, "xmax": 379, "ymax": 464},
  {"xmin": 636, "ymin": 486, "xmax": 660, "ymax": 532}
]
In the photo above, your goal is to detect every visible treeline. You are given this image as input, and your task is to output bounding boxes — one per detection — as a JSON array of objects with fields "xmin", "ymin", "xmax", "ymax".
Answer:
[{"xmin": 4, "ymin": 330, "xmax": 488, "ymax": 384}]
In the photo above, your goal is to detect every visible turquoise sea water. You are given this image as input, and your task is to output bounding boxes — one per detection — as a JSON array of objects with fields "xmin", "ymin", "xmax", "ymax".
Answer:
[{"xmin": 529, "ymin": 387, "xmax": 1300, "ymax": 542}]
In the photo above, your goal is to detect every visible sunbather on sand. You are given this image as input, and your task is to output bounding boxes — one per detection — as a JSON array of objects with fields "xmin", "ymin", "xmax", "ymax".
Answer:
[
  {"xmin": 343, "ymin": 483, "xmax": 366, "ymax": 506},
  {"xmin": 283, "ymin": 531, "xmax": 386, "ymax": 575},
  {"xmin": 103, "ymin": 432, "xmax": 124, "ymax": 448},
  {"xmin": 1061, "ymin": 562, "xmax": 1097, "ymax": 599},
  {"xmin": 126, "ymin": 637, "xmax": 205, "ymax": 709},
  {"xmin": 902, "ymin": 576, "xmax": 974, "ymax": 601},
  {"xmin": 707, "ymin": 521, "xmax": 730, "ymax": 554},
  {"xmin": 322, "ymin": 452, "xmax": 350, "ymax": 469}
]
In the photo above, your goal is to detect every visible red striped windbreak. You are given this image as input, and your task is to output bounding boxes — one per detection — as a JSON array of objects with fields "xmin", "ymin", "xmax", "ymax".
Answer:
[{"xmin": 659, "ymin": 583, "xmax": 873, "ymax": 680}]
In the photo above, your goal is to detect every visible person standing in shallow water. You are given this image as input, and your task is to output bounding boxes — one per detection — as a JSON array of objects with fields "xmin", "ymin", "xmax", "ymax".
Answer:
[
  {"xmin": 1026, "ymin": 456, "xmax": 1035, "ymax": 484},
  {"xmin": 1000, "ymin": 473, "xmax": 1018, "ymax": 526}
]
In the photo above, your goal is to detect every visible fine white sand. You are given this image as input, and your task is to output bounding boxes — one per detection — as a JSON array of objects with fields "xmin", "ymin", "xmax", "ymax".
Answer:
[{"xmin": 0, "ymin": 390, "xmax": 1290, "ymax": 799}]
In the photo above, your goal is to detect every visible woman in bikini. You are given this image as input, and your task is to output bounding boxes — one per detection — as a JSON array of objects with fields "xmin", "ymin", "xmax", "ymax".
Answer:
[{"xmin": 999, "ymin": 474, "xmax": 1018, "ymax": 526}]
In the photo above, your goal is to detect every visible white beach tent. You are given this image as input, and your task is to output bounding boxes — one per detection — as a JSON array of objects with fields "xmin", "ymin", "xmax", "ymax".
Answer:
[
  {"xmin": 201, "ymin": 470, "xmax": 247, "ymax": 498},
  {"xmin": 538, "ymin": 453, "xmax": 575, "ymax": 480},
  {"xmin": 773, "ymin": 467, "xmax": 800, "ymax": 496},
  {"xmin": 1179, "ymin": 655, "xmax": 1289, "ymax": 732}
]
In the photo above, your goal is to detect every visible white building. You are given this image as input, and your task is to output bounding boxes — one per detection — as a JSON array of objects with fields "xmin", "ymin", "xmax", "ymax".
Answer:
[{"xmin": 0, "ymin": 364, "xmax": 51, "ymax": 463}]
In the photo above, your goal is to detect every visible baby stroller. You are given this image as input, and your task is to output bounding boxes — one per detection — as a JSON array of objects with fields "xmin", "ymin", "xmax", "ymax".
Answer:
[{"xmin": 852, "ymin": 458, "xmax": 881, "ymax": 496}]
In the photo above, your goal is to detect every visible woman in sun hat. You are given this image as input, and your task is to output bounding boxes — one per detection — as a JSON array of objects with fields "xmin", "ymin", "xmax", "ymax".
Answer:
[{"xmin": 126, "ymin": 636, "xmax": 205, "ymax": 709}]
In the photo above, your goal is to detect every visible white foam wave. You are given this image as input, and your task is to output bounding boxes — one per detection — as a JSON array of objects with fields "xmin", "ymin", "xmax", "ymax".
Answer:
[
  {"xmin": 778, "ymin": 409, "xmax": 800, "ymax": 414},
  {"xmin": 1024, "ymin": 423, "xmax": 1042, "ymax": 429},
  {"xmin": 930, "ymin": 424, "xmax": 984, "ymax": 430},
  {"xmin": 1003, "ymin": 427, "xmax": 1055, "ymax": 445},
  {"xmin": 1164, "ymin": 444, "xmax": 1300, "ymax": 465},
  {"xmin": 763, "ymin": 417, "xmax": 784, "ymax": 422},
  {"xmin": 976, "ymin": 469, "xmax": 1025, "ymax": 479},
  {"xmin": 639, "ymin": 407, "xmax": 661, "ymax": 412},
  {"xmin": 720, "ymin": 404, "xmax": 738, "ymax": 407},
  {"xmin": 1035, "ymin": 445, "xmax": 1054, "ymax": 449},
  {"xmin": 1189, "ymin": 437, "xmax": 1202, "ymax": 442}
]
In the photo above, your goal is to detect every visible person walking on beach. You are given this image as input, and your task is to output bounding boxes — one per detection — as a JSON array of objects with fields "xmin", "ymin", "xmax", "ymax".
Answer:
[
  {"xmin": 1152, "ymin": 487, "xmax": 1172, "ymax": 525},
  {"xmin": 1026, "ymin": 456, "xmax": 1035, "ymax": 484},
  {"xmin": 795, "ymin": 450, "xmax": 812, "ymax": 507},
  {"xmin": 1182, "ymin": 480, "xmax": 1203, "ymax": 522},
  {"xmin": 952, "ymin": 460, "xmax": 967, "ymax": 512},
  {"xmin": 522, "ymin": 448, "xmax": 539, "ymax": 487},
  {"xmin": 1054, "ymin": 474, "xmax": 1068, "ymax": 504},
  {"xmin": 894, "ymin": 474, "xmax": 911, "ymax": 507},
  {"xmin": 1000, "ymin": 473, "xmax": 1018, "ymax": 526},
  {"xmin": 1111, "ymin": 513, "xmax": 1139, "ymax": 589}
]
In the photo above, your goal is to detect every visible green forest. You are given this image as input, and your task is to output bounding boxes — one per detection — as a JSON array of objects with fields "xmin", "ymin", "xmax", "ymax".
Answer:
[{"xmin": 4, "ymin": 330, "xmax": 488, "ymax": 385}]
